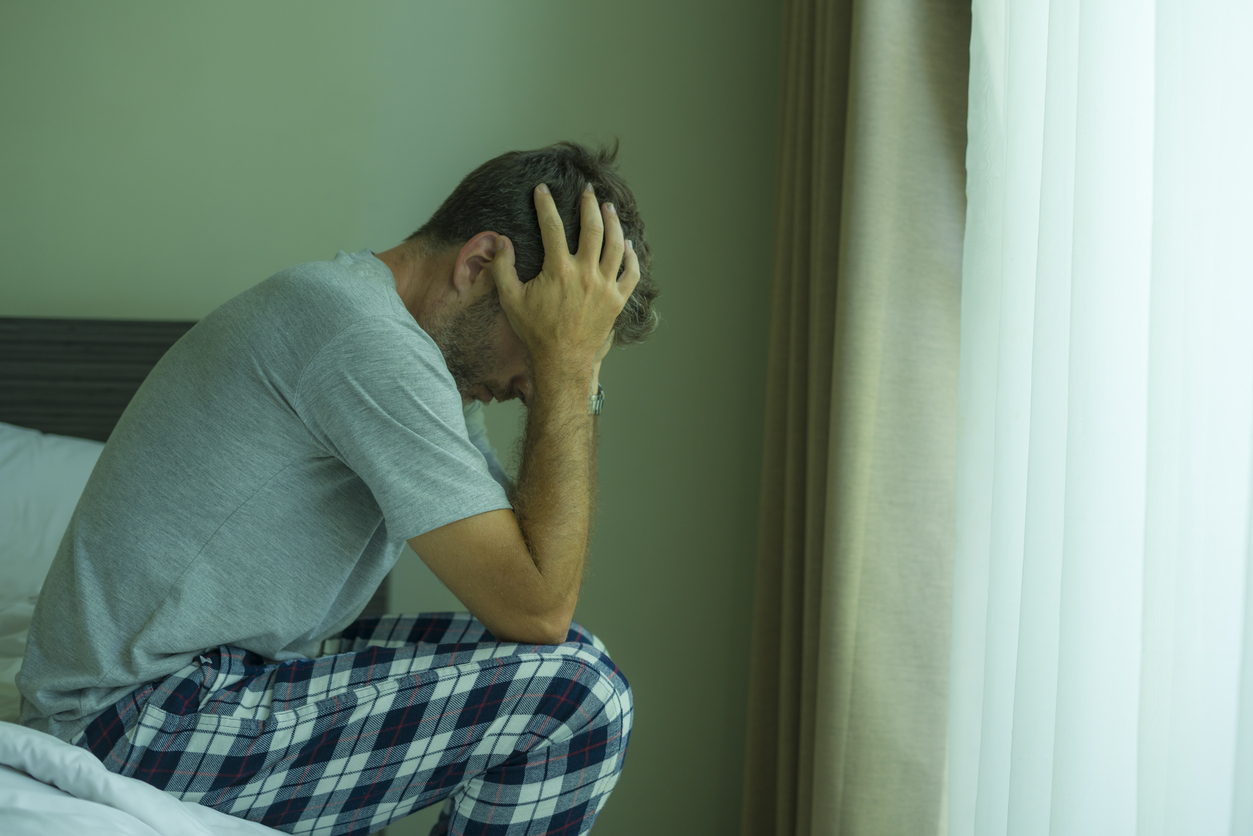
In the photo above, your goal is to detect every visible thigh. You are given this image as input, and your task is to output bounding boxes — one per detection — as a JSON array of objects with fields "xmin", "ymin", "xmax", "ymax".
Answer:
[
  {"xmin": 243, "ymin": 613, "xmax": 608, "ymax": 719},
  {"xmin": 323, "ymin": 611, "xmax": 607, "ymax": 655},
  {"xmin": 319, "ymin": 611, "xmax": 495, "ymax": 654},
  {"xmin": 79, "ymin": 614, "xmax": 628, "ymax": 836}
]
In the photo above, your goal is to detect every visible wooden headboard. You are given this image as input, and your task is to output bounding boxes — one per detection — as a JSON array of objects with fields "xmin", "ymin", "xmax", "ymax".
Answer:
[
  {"xmin": 0, "ymin": 315, "xmax": 389, "ymax": 617},
  {"xmin": 0, "ymin": 317, "xmax": 195, "ymax": 442}
]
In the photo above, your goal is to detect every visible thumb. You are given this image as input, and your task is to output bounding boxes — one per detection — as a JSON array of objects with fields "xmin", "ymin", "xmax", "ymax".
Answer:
[{"xmin": 489, "ymin": 235, "xmax": 523, "ymax": 304}]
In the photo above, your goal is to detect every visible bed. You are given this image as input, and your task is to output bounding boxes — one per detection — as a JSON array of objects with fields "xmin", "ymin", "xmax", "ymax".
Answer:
[{"xmin": 0, "ymin": 316, "xmax": 389, "ymax": 836}]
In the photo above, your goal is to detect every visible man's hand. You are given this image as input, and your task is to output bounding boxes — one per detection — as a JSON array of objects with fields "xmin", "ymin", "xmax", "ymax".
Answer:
[
  {"xmin": 490, "ymin": 183, "xmax": 640, "ymax": 376},
  {"xmin": 408, "ymin": 182, "xmax": 638, "ymax": 645}
]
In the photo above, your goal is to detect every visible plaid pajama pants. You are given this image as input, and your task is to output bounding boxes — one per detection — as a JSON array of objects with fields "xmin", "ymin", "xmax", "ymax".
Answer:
[{"xmin": 74, "ymin": 613, "xmax": 633, "ymax": 836}]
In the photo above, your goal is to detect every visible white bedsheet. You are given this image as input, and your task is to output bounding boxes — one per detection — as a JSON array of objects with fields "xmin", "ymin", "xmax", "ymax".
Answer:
[
  {"xmin": 0, "ymin": 599, "xmax": 280, "ymax": 835},
  {"xmin": 0, "ymin": 722, "xmax": 279, "ymax": 835}
]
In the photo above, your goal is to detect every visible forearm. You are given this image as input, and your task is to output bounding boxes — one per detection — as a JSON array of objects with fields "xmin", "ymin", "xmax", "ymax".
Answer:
[
  {"xmin": 510, "ymin": 363, "xmax": 598, "ymax": 619},
  {"xmin": 461, "ymin": 179, "xmax": 637, "ymax": 640}
]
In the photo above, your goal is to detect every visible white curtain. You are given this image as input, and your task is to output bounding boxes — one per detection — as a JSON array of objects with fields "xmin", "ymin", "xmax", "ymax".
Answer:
[{"xmin": 948, "ymin": 0, "xmax": 1253, "ymax": 834}]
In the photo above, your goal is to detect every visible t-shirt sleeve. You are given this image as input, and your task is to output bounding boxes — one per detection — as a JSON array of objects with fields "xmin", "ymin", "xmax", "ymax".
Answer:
[{"xmin": 295, "ymin": 315, "xmax": 511, "ymax": 541}]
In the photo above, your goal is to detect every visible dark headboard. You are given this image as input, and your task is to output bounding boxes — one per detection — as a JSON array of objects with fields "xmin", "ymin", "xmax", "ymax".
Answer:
[
  {"xmin": 0, "ymin": 316, "xmax": 389, "ymax": 617},
  {"xmin": 0, "ymin": 317, "xmax": 195, "ymax": 442}
]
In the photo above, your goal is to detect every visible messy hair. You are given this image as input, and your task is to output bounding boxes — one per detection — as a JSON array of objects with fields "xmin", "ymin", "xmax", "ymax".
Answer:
[{"xmin": 409, "ymin": 141, "xmax": 659, "ymax": 346}]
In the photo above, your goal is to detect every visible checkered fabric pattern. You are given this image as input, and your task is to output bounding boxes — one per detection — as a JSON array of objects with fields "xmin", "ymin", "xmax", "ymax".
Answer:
[{"xmin": 75, "ymin": 613, "xmax": 633, "ymax": 836}]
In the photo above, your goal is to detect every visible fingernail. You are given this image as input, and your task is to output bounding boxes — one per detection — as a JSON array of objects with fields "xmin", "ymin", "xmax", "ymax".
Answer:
[
  {"xmin": 495, "ymin": 236, "xmax": 505, "ymax": 252},
  {"xmin": 585, "ymin": 183, "xmax": 595, "ymax": 194},
  {"xmin": 606, "ymin": 202, "xmax": 616, "ymax": 215},
  {"xmin": 625, "ymin": 239, "xmax": 634, "ymax": 250},
  {"xmin": 537, "ymin": 183, "xmax": 550, "ymax": 194}
]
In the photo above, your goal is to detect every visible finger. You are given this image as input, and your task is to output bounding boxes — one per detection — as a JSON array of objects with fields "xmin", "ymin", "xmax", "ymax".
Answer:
[
  {"xmin": 617, "ymin": 239, "xmax": 642, "ymax": 300},
  {"xmin": 532, "ymin": 184, "xmax": 572, "ymax": 270},
  {"xmin": 575, "ymin": 183, "xmax": 605, "ymax": 267},
  {"xmin": 490, "ymin": 237, "xmax": 534, "ymax": 339},
  {"xmin": 488, "ymin": 235, "xmax": 523, "ymax": 302},
  {"xmin": 599, "ymin": 200, "xmax": 625, "ymax": 280}
]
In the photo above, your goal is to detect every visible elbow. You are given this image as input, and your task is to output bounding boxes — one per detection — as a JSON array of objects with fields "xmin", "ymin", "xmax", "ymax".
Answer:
[
  {"xmin": 542, "ymin": 613, "xmax": 574, "ymax": 645},
  {"xmin": 491, "ymin": 608, "xmax": 573, "ymax": 646},
  {"xmin": 533, "ymin": 627, "xmax": 571, "ymax": 646},
  {"xmin": 516, "ymin": 585, "xmax": 577, "ymax": 645},
  {"xmin": 528, "ymin": 610, "xmax": 574, "ymax": 645}
]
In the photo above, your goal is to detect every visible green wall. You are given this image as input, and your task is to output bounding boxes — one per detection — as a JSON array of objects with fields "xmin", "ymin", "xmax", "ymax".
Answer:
[{"xmin": 0, "ymin": 3, "xmax": 780, "ymax": 833}]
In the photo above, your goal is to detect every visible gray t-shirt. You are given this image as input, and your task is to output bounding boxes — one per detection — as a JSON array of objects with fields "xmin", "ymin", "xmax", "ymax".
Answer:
[{"xmin": 19, "ymin": 250, "xmax": 512, "ymax": 741}]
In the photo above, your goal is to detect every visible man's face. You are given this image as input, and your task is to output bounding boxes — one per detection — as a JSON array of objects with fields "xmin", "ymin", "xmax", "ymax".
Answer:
[{"xmin": 427, "ymin": 291, "xmax": 531, "ymax": 406}]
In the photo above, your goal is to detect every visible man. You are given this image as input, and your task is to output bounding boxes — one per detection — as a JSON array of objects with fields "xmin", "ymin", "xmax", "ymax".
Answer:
[{"xmin": 18, "ymin": 141, "xmax": 658, "ymax": 835}]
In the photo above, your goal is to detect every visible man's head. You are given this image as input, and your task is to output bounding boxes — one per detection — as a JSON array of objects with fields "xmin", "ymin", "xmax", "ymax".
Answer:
[
  {"xmin": 425, "ymin": 287, "xmax": 526, "ymax": 406},
  {"xmin": 408, "ymin": 141, "xmax": 659, "ymax": 348}
]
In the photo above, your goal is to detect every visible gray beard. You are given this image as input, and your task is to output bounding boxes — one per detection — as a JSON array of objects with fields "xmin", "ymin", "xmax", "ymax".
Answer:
[{"xmin": 425, "ymin": 292, "xmax": 505, "ymax": 400}]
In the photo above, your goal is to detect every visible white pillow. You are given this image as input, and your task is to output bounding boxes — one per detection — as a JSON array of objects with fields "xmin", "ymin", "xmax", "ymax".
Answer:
[{"xmin": 0, "ymin": 423, "xmax": 104, "ymax": 610}]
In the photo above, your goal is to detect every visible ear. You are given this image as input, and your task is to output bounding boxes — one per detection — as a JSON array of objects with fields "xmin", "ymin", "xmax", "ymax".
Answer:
[{"xmin": 450, "ymin": 231, "xmax": 501, "ymax": 297}]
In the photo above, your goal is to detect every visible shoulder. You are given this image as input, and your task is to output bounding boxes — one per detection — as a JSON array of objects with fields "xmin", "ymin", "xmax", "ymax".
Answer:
[
  {"xmin": 263, "ymin": 250, "xmax": 407, "ymax": 322},
  {"xmin": 223, "ymin": 250, "xmax": 439, "ymax": 372},
  {"xmin": 294, "ymin": 312, "xmax": 457, "ymax": 421}
]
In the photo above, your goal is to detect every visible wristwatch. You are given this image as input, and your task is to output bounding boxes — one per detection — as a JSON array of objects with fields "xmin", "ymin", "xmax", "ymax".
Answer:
[{"xmin": 588, "ymin": 384, "xmax": 604, "ymax": 416}]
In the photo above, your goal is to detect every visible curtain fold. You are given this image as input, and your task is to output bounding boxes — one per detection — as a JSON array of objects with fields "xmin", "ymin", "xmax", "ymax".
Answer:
[
  {"xmin": 949, "ymin": 0, "xmax": 1253, "ymax": 833},
  {"xmin": 742, "ymin": 0, "xmax": 969, "ymax": 833}
]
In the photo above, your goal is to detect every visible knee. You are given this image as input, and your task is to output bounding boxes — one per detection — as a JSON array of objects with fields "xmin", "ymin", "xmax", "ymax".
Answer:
[
  {"xmin": 564, "ymin": 623, "xmax": 628, "ymax": 698},
  {"xmin": 564, "ymin": 620, "xmax": 604, "ymax": 649},
  {"xmin": 562, "ymin": 637, "xmax": 633, "ymax": 743}
]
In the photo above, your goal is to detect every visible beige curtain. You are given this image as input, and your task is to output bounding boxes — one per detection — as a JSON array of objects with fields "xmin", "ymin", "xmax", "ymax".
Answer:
[{"xmin": 741, "ymin": 0, "xmax": 969, "ymax": 833}]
